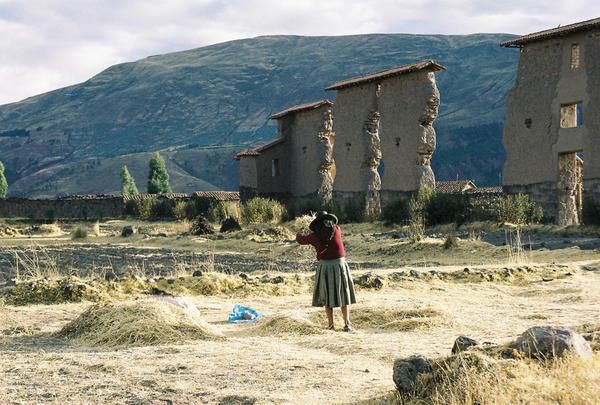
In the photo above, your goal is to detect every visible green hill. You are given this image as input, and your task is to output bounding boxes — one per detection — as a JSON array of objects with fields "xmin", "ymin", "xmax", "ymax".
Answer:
[{"xmin": 0, "ymin": 33, "xmax": 519, "ymax": 197}]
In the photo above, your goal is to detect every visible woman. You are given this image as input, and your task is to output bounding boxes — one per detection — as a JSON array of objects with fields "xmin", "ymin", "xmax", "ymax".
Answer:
[{"xmin": 296, "ymin": 211, "xmax": 357, "ymax": 332}]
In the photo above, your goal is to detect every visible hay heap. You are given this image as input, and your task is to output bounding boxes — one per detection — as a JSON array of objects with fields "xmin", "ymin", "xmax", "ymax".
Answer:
[
  {"xmin": 293, "ymin": 214, "xmax": 316, "ymax": 235},
  {"xmin": 249, "ymin": 315, "xmax": 323, "ymax": 336},
  {"xmin": 58, "ymin": 298, "xmax": 222, "ymax": 348}
]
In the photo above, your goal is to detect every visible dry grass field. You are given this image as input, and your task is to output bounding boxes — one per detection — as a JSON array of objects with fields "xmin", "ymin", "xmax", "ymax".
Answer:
[{"xmin": 1, "ymin": 220, "xmax": 600, "ymax": 404}]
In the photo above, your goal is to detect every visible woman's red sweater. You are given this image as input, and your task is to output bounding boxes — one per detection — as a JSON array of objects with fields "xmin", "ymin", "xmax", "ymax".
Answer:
[{"xmin": 296, "ymin": 225, "xmax": 346, "ymax": 260}]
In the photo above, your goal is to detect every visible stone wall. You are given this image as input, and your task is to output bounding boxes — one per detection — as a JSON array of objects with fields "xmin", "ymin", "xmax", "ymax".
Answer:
[
  {"xmin": 0, "ymin": 196, "xmax": 126, "ymax": 220},
  {"xmin": 503, "ymin": 27, "xmax": 600, "ymax": 223}
]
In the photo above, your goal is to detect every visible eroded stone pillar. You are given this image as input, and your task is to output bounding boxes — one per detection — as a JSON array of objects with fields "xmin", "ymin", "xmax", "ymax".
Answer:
[
  {"xmin": 558, "ymin": 153, "xmax": 579, "ymax": 225},
  {"xmin": 416, "ymin": 73, "xmax": 439, "ymax": 191},
  {"xmin": 362, "ymin": 111, "xmax": 382, "ymax": 220},
  {"xmin": 316, "ymin": 109, "xmax": 336, "ymax": 206}
]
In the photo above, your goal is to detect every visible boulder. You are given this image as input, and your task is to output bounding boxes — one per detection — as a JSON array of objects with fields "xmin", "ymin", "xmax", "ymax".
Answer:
[
  {"xmin": 192, "ymin": 270, "xmax": 203, "ymax": 277},
  {"xmin": 451, "ymin": 336, "xmax": 479, "ymax": 354},
  {"xmin": 510, "ymin": 326, "xmax": 592, "ymax": 359},
  {"xmin": 220, "ymin": 217, "xmax": 242, "ymax": 233},
  {"xmin": 392, "ymin": 355, "xmax": 432, "ymax": 393},
  {"xmin": 190, "ymin": 216, "xmax": 214, "ymax": 235},
  {"xmin": 354, "ymin": 272, "xmax": 384, "ymax": 289},
  {"xmin": 121, "ymin": 225, "xmax": 136, "ymax": 237},
  {"xmin": 104, "ymin": 271, "xmax": 118, "ymax": 282}
]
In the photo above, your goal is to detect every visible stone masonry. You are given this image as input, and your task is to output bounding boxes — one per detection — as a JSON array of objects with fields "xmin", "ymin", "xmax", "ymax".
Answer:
[{"xmin": 502, "ymin": 18, "xmax": 600, "ymax": 223}]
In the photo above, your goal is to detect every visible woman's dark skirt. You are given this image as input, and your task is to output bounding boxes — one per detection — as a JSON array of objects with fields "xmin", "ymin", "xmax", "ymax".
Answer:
[{"xmin": 312, "ymin": 257, "xmax": 357, "ymax": 308}]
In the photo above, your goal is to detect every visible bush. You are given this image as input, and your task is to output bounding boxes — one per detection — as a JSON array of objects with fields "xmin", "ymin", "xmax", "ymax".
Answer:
[
  {"xmin": 172, "ymin": 201, "xmax": 189, "ymax": 221},
  {"xmin": 134, "ymin": 199, "xmax": 154, "ymax": 220},
  {"xmin": 582, "ymin": 197, "xmax": 600, "ymax": 225},
  {"xmin": 443, "ymin": 234, "xmax": 459, "ymax": 249},
  {"xmin": 496, "ymin": 194, "xmax": 543, "ymax": 226},
  {"xmin": 241, "ymin": 197, "xmax": 285, "ymax": 224},
  {"xmin": 72, "ymin": 225, "xmax": 88, "ymax": 239},
  {"xmin": 208, "ymin": 202, "xmax": 240, "ymax": 224},
  {"xmin": 426, "ymin": 193, "xmax": 471, "ymax": 226},
  {"xmin": 407, "ymin": 189, "xmax": 433, "ymax": 242},
  {"xmin": 382, "ymin": 197, "xmax": 411, "ymax": 225}
]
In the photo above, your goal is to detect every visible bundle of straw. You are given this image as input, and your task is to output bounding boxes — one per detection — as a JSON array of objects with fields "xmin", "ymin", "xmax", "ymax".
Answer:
[
  {"xmin": 58, "ymin": 298, "xmax": 222, "ymax": 348},
  {"xmin": 293, "ymin": 213, "xmax": 316, "ymax": 235}
]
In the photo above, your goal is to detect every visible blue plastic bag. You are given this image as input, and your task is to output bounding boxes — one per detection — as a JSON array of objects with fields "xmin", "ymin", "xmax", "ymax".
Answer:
[{"xmin": 227, "ymin": 304, "xmax": 262, "ymax": 323}]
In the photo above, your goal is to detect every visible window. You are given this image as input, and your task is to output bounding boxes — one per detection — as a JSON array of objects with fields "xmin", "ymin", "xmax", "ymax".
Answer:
[
  {"xmin": 560, "ymin": 102, "xmax": 583, "ymax": 128},
  {"xmin": 570, "ymin": 44, "xmax": 580, "ymax": 69},
  {"xmin": 271, "ymin": 159, "xmax": 280, "ymax": 177}
]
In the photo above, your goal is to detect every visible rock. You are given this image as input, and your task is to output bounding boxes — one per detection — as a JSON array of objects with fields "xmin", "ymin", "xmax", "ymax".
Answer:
[
  {"xmin": 149, "ymin": 287, "xmax": 169, "ymax": 296},
  {"xmin": 354, "ymin": 272, "xmax": 384, "ymax": 289},
  {"xmin": 392, "ymin": 355, "xmax": 432, "ymax": 394},
  {"xmin": 271, "ymin": 276, "xmax": 284, "ymax": 284},
  {"xmin": 239, "ymin": 273, "xmax": 250, "ymax": 281},
  {"xmin": 147, "ymin": 278, "xmax": 156, "ymax": 283},
  {"xmin": 452, "ymin": 336, "xmax": 479, "ymax": 354},
  {"xmin": 409, "ymin": 269, "xmax": 420, "ymax": 278},
  {"xmin": 121, "ymin": 225, "xmax": 136, "ymax": 237},
  {"xmin": 220, "ymin": 217, "xmax": 242, "ymax": 233},
  {"xmin": 104, "ymin": 271, "xmax": 118, "ymax": 282},
  {"xmin": 167, "ymin": 279, "xmax": 176, "ymax": 285},
  {"xmin": 5, "ymin": 278, "xmax": 17, "ymax": 287},
  {"xmin": 192, "ymin": 270, "xmax": 203, "ymax": 277},
  {"xmin": 510, "ymin": 326, "xmax": 592, "ymax": 359},
  {"xmin": 190, "ymin": 216, "xmax": 214, "ymax": 235},
  {"xmin": 463, "ymin": 267, "xmax": 470, "ymax": 273}
]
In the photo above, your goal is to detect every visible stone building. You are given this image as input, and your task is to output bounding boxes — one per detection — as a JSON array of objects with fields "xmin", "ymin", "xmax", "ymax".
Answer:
[
  {"xmin": 235, "ymin": 100, "xmax": 335, "ymax": 203},
  {"xmin": 502, "ymin": 17, "xmax": 600, "ymax": 224},
  {"xmin": 325, "ymin": 60, "xmax": 445, "ymax": 218}
]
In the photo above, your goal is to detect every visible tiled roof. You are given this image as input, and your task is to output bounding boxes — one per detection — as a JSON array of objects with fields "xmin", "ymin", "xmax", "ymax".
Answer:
[
  {"xmin": 436, "ymin": 180, "xmax": 476, "ymax": 194},
  {"xmin": 234, "ymin": 138, "xmax": 286, "ymax": 160},
  {"xmin": 501, "ymin": 17, "xmax": 600, "ymax": 47},
  {"xmin": 325, "ymin": 60, "xmax": 446, "ymax": 91},
  {"xmin": 270, "ymin": 99, "xmax": 333, "ymax": 119},
  {"xmin": 123, "ymin": 193, "xmax": 192, "ymax": 201},
  {"xmin": 466, "ymin": 186, "xmax": 503, "ymax": 195},
  {"xmin": 193, "ymin": 191, "xmax": 240, "ymax": 201}
]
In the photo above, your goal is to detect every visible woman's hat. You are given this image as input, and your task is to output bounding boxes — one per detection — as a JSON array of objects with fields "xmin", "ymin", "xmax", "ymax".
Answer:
[{"xmin": 309, "ymin": 211, "xmax": 338, "ymax": 231}]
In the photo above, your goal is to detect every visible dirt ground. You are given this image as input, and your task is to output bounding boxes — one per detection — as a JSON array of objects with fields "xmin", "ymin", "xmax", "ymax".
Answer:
[{"xmin": 1, "ymin": 221, "xmax": 600, "ymax": 404}]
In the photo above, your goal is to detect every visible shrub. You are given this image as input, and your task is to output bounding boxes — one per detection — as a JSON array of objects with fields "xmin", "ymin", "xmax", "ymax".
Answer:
[
  {"xmin": 172, "ymin": 201, "xmax": 189, "ymax": 221},
  {"xmin": 208, "ymin": 202, "xmax": 240, "ymax": 224},
  {"xmin": 72, "ymin": 225, "xmax": 88, "ymax": 239},
  {"xmin": 134, "ymin": 199, "xmax": 154, "ymax": 220},
  {"xmin": 496, "ymin": 194, "xmax": 543, "ymax": 226},
  {"xmin": 407, "ymin": 189, "xmax": 433, "ymax": 242},
  {"xmin": 443, "ymin": 234, "xmax": 459, "ymax": 249},
  {"xmin": 241, "ymin": 197, "xmax": 285, "ymax": 224},
  {"xmin": 426, "ymin": 193, "xmax": 471, "ymax": 226},
  {"xmin": 382, "ymin": 197, "xmax": 411, "ymax": 225},
  {"xmin": 150, "ymin": 199, "xmax": 174, "ymax": 219}
]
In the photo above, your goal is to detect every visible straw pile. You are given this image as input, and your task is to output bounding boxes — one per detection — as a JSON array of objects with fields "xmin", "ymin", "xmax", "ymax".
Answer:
[
  {"xmin": 58, "ymin": 298, "xmax": 222, "ymax": 348},
  {"xmin": 309, "ymin": 307, "xmax": 446, "ymax": 332},
  {"xmin": 248, "ymin": 314, "xmax": 323, "ymax": 336},
  {"xmin": 293, "ymin": 214, "xmax": 316, "ymax": 235}
]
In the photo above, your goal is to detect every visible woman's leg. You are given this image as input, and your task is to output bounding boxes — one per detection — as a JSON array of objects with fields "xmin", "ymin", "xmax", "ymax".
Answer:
[
  {"xmin": 325, "ymin": 307, "xmax": 334, "ymax": 329},
  {"xmin": 341, "ymin": 305, "xmax": 350, "ymax": 326}
]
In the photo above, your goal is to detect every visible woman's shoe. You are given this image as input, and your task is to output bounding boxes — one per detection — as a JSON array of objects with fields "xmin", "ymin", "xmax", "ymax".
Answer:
[
  {"xmin": 343, "ymin": 323, "xmax": 353, "ymax": 332},
  {"xmin": 327, "ymin": 324, "xmax": 335, "ymax": 331}
]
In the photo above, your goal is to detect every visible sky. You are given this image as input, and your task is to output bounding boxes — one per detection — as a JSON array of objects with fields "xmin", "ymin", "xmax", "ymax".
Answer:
[{"xmin": 0, "ymin": 0, "xmax": 597, "ymax": 105}]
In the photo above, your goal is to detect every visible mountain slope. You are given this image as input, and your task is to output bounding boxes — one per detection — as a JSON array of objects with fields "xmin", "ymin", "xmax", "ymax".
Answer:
[{"xmin": 0, "ymin": 33, "xmax": 520, "ymax": 197}]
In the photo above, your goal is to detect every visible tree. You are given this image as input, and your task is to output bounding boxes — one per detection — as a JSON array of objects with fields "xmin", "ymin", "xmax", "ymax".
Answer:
[
  {"xmin": 147, "ymin": 152, "xmax": 172, "ymax": 194},
  {"xmin": 120, "ymin": 165, "xmax": 139, "ymax": 196},
  {"xmin": 0, "ymin": 161, "xmax": 7, "ymax": 199}
]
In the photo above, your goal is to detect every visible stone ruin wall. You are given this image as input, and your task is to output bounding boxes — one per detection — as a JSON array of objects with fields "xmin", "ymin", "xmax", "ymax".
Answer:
[
  {"xmin": 332, "ymin": 71, "xmax": 441, "ymax": 217},
  {"xmin": 503, "ymin": 29, "xmax": 600, "ymax": 222}
]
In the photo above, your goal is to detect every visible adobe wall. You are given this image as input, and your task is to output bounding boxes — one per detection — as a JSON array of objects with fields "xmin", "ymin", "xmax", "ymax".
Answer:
[
  {"xmin": 238, "ymin": 156, "xmax": 258, "ymax": 201},
  {"xmin": 254, "ymin": 141, "xmax": 290, "ymax": 195},
  {"xmin": 332, "ymin": 71, "xmax": 440, "ymax": 215},
  {"xmin": 284, "ymin": 105, "xmax": 333, "ymax": 198},
  {"xmin": 503, "ymin": 28, "xmax": 600, "ymax": 221}
]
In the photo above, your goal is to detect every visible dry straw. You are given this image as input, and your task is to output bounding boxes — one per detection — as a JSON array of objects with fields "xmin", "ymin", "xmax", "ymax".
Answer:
[
  {"xmin": 58, "ymin": 298, "xmax": 222, "ymax": 348},
  {"xmin": 246, "ymin": 314, "xmax": 323, "ymax": 336}
]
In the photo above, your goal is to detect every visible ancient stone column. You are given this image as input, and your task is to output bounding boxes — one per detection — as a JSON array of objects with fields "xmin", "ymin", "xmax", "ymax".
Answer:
[
  {"xmin": 558, "ymin": 153, "xmax": 579, "ymax": 225},
  {"xmin": 416, "ymin": 73, "xmax": 440, "ymax": 191},
  {"xmin": 316, "ymin": 109, "xmax": 335, "ymax": 206},
  {"xmin": 362, "ymin": 111, "xmax": 382, "ymax": 220}
]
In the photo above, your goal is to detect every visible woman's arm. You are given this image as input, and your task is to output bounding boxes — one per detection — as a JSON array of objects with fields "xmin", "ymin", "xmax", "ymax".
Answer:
[{"xmin": 296, "ymin": 232, "xmax": 317, "ymax": 245}]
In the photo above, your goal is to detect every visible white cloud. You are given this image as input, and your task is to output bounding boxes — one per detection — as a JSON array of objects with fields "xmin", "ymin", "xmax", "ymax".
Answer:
[{"xmin": 0, "ymin": 0, "xmax": 597, "ymax": 104}]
